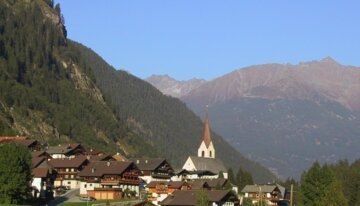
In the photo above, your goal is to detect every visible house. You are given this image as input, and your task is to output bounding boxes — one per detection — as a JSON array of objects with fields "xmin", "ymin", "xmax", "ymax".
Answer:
[
  {"xmin": 147, "ymin": 181, "xmax": 190, "ymax": 205},
  {"xmin": 241, "ymin": 184, "xmax": 287, "ymax": 206},
  {"xmin": 182, "ymin": 112, "xmax": 228, "ymax": 179},
  {"xmin": 160, "ymin": 190, "xmax": 240, "ymax": 206},
  {"xmin": 48, "ymin": 155, "xmax": 89, "ymax": 189},
  {"xmin": 31, "ymin": 152, "xmax": 55, "ymax": 199},
  {"xmin": 0, "ymin": 136, "xmax": 43, "ymax": 151},
  {"xmin": 112, "ymin": 152, "xmax": 128, "ymax": 161},
  {"xmin": 86, "ymin": 153, "xmax": 116, "ymax": 162},
  {"xmin": 78, "ymin": 161, "xmax": 141, "ymax": 200},
  {"xmin": 31, "ymin": 168, "xmax": 54, "ymax": 199},
  {"xmin": 131, "ymin": 158, "xmax": 175, "ymax": 183},
  {"xmin": 188, "ymin": 178, "xmax": 228, "ymax": 190},
  {"xmin": 47, "ymin": 143, "xmax": 86, "ymax": 159}
]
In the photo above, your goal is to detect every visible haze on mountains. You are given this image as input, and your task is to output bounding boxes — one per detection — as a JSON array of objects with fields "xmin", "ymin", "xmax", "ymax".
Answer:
[
  {"xmin": 147, "ymin": 57, "xmax": 360, "ymax": 179},
  {"xmin": 0, "ymin": 0, "xmax": 275, "ymax": 182}
]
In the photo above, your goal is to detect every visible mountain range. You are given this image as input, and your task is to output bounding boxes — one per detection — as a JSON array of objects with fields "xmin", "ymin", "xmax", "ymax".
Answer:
[
  {"xmin": 147, "ymin": 57, "xmax": 360, "ymax": 179},
  {"xmin": 146, "ymin": 75, "xmax": 206, "ymax": 98},
  {"xmin": 0, "ymin": 0, "xmax": 275, "ymax": 182}
]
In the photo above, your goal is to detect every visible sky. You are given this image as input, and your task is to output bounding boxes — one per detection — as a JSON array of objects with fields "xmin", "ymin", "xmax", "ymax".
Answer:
[{"xmin": 56, "ymin": 1, "xmax": 360, "ymax": 80}]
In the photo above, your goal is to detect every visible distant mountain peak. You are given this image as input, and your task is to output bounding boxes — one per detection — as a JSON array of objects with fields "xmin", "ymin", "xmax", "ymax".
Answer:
[
  {"xmin": 145, "ymin": 74, "xmax": 206, "ymax": 98},
  {"xmin": 320, "ymin": 56, "xmax": 338, "ymax": 64}
]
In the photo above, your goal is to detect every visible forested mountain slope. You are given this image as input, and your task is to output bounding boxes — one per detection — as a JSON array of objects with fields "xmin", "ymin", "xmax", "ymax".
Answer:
[
  {"xmin": 0, "ymin": 0, "xmax": 275, "ymax": 182},
  {"xmin": 73, "ymin": 42, "xmax": 276, "ymax": 182},
  {"xmin": 0, "ymin": 0, "xmax": 155, "ymax": 155}
]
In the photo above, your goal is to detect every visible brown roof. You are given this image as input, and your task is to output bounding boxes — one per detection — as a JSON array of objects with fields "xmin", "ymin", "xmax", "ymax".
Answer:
[
  {"xmin": 147, "ymin": 181, "xmax": 188, "ymax": 189},
  {"xmin": 48, "ymin": 155, "xmax": 88, "ymax": 168},
  {"xmin": 32, "ymin": 157, "xmax": 46, "ymax": 168},
  {"xmin": 87, "ymin": 154, "xmax": 115, "ymax": 161},
  {"xmin": 112, "ymin": 153, "xmax": 128, "ymax": 161},
  {"xmin": 32, "ymin": 168, "xmax": 49, "ymax": 178},
  {"xmin": 131, "ymin": 158, "xmax": 173, "ymax": 172},
  {"xmin": 201, "ymin": 112, "xmax": 212, "ymax": 148},
  {"xmin": 32, "ymin": 151, "xmax": 50, "ymax": 158},
  {"xmin": 0, "ymin": 136, "xmax": 28, "ymax": 143},
  {"xmin": 13, "ymin": 139, "xmax": 38, "ymax": 147},
  {"xmin": 78, "ymin": 161, "xmax": 136, "ymax": 177},
  {"xmin": 190, "ymin": 178, "xmax": 227, "ymax": 188},
  {"xmin": 160, "ymin": 190, "xmax": 238, "ymax": 205}
]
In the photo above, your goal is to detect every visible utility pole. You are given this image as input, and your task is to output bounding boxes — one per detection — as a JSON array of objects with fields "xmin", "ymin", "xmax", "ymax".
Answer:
[{"xmin": 290, "ymin": 184, "xmax": 294, "ymax": 206}]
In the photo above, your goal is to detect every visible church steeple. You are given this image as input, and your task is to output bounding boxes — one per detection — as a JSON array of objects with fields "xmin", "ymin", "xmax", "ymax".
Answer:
[
  {"xmin": 202, "ymin": 111, "xmax": 212, "ymax": 148},
  {"xmin": 197, "ymin": 108, "xmax": 215, "ymax": 158}
]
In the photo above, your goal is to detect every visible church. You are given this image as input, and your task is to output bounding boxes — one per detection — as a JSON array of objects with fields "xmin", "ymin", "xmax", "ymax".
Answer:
[{"xmin": 182, "ymin": 112, "xmax": 228, "ymax": 179}]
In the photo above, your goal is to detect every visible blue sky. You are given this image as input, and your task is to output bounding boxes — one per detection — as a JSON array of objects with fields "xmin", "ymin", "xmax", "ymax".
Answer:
[{"xmin": 56, "ymin": 1, "xmax": 360, "ymax": 80}]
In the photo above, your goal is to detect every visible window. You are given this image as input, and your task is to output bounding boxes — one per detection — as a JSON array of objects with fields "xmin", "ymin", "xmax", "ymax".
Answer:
[
  {"xmin": 65, "ymin": 175, "xmax": 69, "ymax": 178},
  {"xmin": 68, "ymin": 181, "xmax": 71, "ymax": 185},
  {"xmin": 209, "ymin": 151, "xmax": 212, "ymax": 157},
  {"xmin": 84, "ymin": 184, "xmax": 87, "ymax": 188},
  {"xmin": 201, "ymin": 151, "xmax": 205, "ymax": 157},
  {"xmin": 90, "ymin": 184, "xmax": 92, "ymax": 187}
]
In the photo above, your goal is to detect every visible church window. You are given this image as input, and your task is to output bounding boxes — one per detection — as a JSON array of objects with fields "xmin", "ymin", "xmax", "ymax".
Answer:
[
  {"xmin": 201, "ymin": 151, "xmax": 205, "ymax": 157},
  {"xmin": 210, "ymin": 151, "xmax": 212, "ymax": 157}
]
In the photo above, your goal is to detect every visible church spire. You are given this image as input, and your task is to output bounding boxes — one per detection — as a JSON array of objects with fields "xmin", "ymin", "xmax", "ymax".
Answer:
[
  {"xmin": 197, "ymin": 107, "xmax": 216, "ymax": 158},
  {"xmin": 202, "ymin": 109, "xmax": 212, "ymax": 148}
]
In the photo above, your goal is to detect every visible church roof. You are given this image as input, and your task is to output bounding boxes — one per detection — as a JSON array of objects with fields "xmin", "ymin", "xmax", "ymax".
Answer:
[
  {"xmin": 201, "ymin": 112, "xmax": 212, "ymax": 148},
  {"xmin": 188, "ymin": 156, "xmax": 227, "ymax": 174}
]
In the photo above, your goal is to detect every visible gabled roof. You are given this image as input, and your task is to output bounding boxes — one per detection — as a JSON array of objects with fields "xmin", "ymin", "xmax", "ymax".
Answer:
[
  {"xmin": 160, "ymin": 190, "xmax": 238, "ymax": 206},
  {"xmin": 32, "ymin": 168, "xmax": 49, "ymax": 178},
  {"xmin": 13, "ymin": 139, "xmax": 39, "ymax": 147},
  {"xmin": 241, "ymin": 184, "xmax": 280, "ymax": 193},
  {"xmin": 188, "ymin": 156, "xmax": 227, "ymax": 173},
  {"xmin": 147, "ymin": 181, "xmax": 189, "ymax": 189},
  {"xmin": 131, "ymin": 158, "xmax": 172, "ymax": 171},
  {"xmin": 78, "ymin": 161, "xmax": 137, "ymax": 177},
  {"xmin": 32, "ymin": 157, "xmax": 46, "ymax": 168},
  {"xmin": 112, "ymin": 153, "xmax": 128, "ymax": 161},
  {"xmin": 87, "ymin": 154, "xmax": 115, "ymax": 162},
  {"xmin": 201, "ymin": 112, "xmax": 212, "ymax": 148},
  {"xmin": 48, "ymin": 155, "xmax": 88, "ymax": 168},
  {"xmin": 188, "ymin": 180, "xmax": 210, "ymax": 190},
  {"xmin": 190, "ymin": 178, "xmax": 227, "ymax": 189},
  {"xmin": 46, "ymin": 143, "xmax": 84, "ymax": 155}
]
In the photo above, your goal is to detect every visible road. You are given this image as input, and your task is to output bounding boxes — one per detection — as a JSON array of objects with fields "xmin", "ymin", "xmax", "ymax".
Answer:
[{"xmin": 46, "ymin": 188, "xmax": 80, "ymax": 206}]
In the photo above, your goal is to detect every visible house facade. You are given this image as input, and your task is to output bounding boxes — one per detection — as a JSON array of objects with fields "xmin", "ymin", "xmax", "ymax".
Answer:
[
  {"xmin": 78, "ymin": 161, "xmax": 141, "ymax": 200},
  {"xmin": 132, "ymin": 158, "xmax": 174, "ymax": 184},
  {"xmin": 48, "ymin": 155, "xmax": 88, "ymax": 189},
  {"xmin": 241, "ymin": 184, "xmax": 287, "ymax": 206},
  {"xmin": 147, "ymin": 181, "xmax": 190, "ymax": 205}
]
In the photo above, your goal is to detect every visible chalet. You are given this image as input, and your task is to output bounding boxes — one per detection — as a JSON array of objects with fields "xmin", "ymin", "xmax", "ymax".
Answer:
[
  {"xmin": 241, "ymin": 184, "xmax": 287, "ymax": 206},
  {"xmin": 189, "ymin": 178, "xmax": 228, "ymax": 190},
  {"xmin": 78, "ymin": 161, "xmax": 141, "ymax": 200},
  {"xmin": 48, "ymin": 155, "xmax": 88, "ymax": 189},
  {"xmin": 0, "ymin": 136, "xmax": 43, "ymax": 151},
  {"xmin": 31, "ymin": 168, "xmax": 54, "ymax": 198},
  {"xmin": 31, "ymin": 152, "xmax": 55, "ymax": 199},
  {"xmin": 131, "ymin": 158, "xmax": 175, "ymax": 183},
  {"xmin": 182, "ymin": 112, "xmax": 228, "ymax": 179},
  {"xmin": 147, "ymin": 181, "xmax": 190, "ymax": 205},
  {"xmin": 47, "ymin": 143, "xmax": 86, "ymax": 159},
  {"xmin": 160, "ymin": 190, "xmax": 240, "ymax": 206},
  {"xmin": 112, "ymin": 152, "xmax": 128, "ymax": 161}
]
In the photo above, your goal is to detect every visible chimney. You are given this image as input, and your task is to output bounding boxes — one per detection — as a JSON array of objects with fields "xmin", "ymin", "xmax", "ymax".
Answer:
[
  {"xmin": 145, "ymin": 160, "xmax": 148, "ymax": 164},
  {"xmin": 91, "ymin": 167, "xmax": 95, "ymax": 173},
  {"xmin": 136, "ymin": 160, "xmax": 139, "ymax": 164},
  {"xmin": 107, "ymin": 161, "xmax": 111, "ymax": 167}
]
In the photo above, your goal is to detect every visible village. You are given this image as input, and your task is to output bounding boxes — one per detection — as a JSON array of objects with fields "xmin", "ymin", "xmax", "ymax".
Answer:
[{"xmin": 0, "ymin": 114, "xmax": 289, "ymax": 206}]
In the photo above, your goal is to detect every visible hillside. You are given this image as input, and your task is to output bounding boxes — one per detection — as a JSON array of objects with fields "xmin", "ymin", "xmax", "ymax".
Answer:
[
  {"xmin": 145, "ymin": 75, "xmax": 206, "ymax": 98},
  {"xmin": 180, "ymin": 58, "xmax": 360, "ymax": 178},
  {"xmin": 0, "ymin": 0, "xmax": 150, "ymax": 154},
  {"xmin": 0, "ymin": 0, "xmax": 275, "ymax": 182},
  {"xmin": 72, "ymin": 42, "xmax": 276, "ymax": 182}
]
